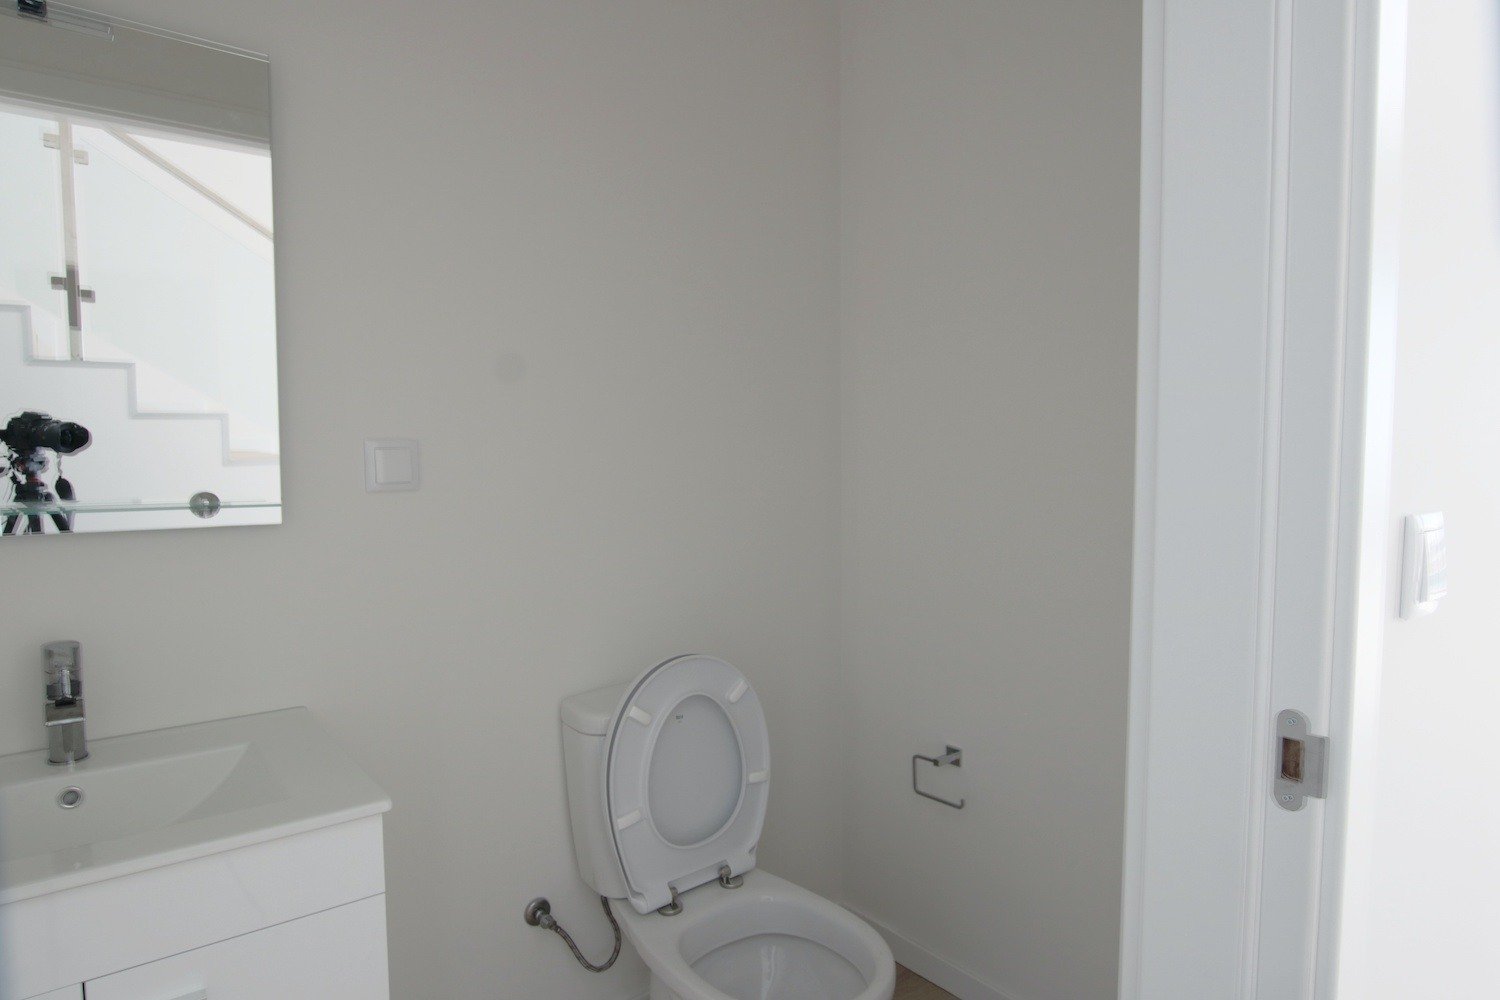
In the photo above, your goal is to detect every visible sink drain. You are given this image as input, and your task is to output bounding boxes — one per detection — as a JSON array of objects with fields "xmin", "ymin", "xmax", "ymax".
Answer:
[{"xmin": 57, "ymin": 786, "xmax": 83, "ymax": 809}]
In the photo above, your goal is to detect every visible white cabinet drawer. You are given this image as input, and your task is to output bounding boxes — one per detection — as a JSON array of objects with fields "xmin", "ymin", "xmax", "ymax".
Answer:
[
  {"xmin": 85, "ymin": 895, "xmax": 389, "ymax": 1000},
  {"xmin": 1, "ymin": 817, "xmax": 387, "ymax": 1000}
]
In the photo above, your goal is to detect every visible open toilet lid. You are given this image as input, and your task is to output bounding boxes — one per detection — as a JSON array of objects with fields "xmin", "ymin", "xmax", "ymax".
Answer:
[{"xmin": 604, "ymin": 654, "xmax": 769, "ymax": 914}]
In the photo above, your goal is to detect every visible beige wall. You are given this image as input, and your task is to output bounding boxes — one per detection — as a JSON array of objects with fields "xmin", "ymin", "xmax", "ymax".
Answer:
[
  {"xmin": 2, "ymin": 3, "xmax": 1147, "ymax": 999},
  {"xmin": 838, "ymin": 3, "xmax": 1140, "ymax": 998},
  {"xmin": 1356, "ymin": 3, "xmax": 1500, "ymax": 998},
  {"xmin": 0, "ymin": 2, "xmax": 841, "ymax": 998}
]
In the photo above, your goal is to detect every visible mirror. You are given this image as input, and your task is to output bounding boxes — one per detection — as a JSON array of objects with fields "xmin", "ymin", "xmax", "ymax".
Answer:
[{"xmin": 0, "ymin": 3, "xmax": 280, "ymax": 536}]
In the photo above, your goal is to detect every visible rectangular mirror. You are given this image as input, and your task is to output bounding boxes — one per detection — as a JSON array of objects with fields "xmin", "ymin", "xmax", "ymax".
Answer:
[{"xmin": 0, "ymin": 2, "xmax": 280, "ymax": 536}]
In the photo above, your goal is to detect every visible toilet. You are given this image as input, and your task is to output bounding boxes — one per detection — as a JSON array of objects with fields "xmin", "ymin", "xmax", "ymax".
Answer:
[{"xmin": 561, "ymin": 654, "xmax": 895, "ymax": 1000}]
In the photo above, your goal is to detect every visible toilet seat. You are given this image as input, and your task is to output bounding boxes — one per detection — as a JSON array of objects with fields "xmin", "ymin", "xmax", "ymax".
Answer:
[{"xmin": 605, "ymin": 655, "xmax": 771, "ymax": 914}]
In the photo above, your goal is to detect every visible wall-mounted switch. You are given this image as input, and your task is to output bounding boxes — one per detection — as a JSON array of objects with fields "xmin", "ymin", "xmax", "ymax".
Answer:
[
  {"xmin": 1399, "ymin": 511, "xmax": 1447, "ymax": 619},
  {"xmin": 364, "ymin": 438, "xmax": 420, "ymax": 492}
]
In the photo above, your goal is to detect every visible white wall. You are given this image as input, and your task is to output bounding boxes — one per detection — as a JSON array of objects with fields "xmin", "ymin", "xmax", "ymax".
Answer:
[
  {"xmin": 4, "ymin": 3, "xmax": 1145, "ymax": 998},
  {"xmin": 1354, "ymin": 3, "xmax": 1500, "ymax": 997},
  {"xmin": 0, "ymin": 3, "xmax": 841, "ymax": 999},
  {"xmin": 838, "ymin": 4, "xmax": 1139, "ymax": 999}
]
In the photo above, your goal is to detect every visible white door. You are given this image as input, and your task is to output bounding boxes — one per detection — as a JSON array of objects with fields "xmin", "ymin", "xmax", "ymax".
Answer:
[
  {"xmin": 84, "ymin": 896, "xmax": 390, "ymax": 1000},
  {"xmin": 1120, "ymin": 0, "xmax": 1407, "ymax": 998}
]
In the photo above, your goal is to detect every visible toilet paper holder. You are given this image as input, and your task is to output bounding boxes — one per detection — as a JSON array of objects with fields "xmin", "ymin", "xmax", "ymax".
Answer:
[{"xmin": 911, "ymin": 745, "xmax": 965, "ymax": 809}]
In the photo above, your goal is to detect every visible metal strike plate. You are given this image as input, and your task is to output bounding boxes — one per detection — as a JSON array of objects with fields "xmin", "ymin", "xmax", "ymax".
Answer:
[{"xmin": 1273, "ymin": 709, "xmax": 1327, "ymax": 811}]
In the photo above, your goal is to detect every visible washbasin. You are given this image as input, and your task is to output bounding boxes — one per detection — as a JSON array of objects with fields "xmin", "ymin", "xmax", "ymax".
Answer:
[
  {"xmin": 0, "ymin": 708, "xmax": 389, "ymax": 905},
  {"xmin": 0, "ymin": 741, "xmax": 284, "ymax": 862}
]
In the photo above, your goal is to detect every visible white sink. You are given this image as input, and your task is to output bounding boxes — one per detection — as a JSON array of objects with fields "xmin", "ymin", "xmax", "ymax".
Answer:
[{"xmin": 0, "ymin": 708, "xmax": 390, "ymax": 905}]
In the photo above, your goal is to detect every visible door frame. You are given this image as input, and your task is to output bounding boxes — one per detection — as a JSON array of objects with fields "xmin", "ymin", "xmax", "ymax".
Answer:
[{"xmin": 1119, "ymin": 1, "xmax": 1407, "ymax": 997}]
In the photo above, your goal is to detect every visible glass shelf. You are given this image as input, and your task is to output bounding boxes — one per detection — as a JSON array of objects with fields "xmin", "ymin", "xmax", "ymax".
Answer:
[{"xmin": 0, "ymin": 499, "xmax": 280, "ymax": 517}]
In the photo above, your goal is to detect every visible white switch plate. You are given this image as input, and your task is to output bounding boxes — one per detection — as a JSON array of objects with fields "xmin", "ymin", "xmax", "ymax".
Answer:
[
  {"xmin": 364, "ymin": 438, "xmax": 420, "ymax": 492},
  {"xmin": 1399, "ymin": 511, "xmax": 1446, "ymax": 619}
]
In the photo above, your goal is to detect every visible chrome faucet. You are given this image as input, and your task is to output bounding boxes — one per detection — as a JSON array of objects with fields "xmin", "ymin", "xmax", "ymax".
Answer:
[{"xmin": 43, "ymin": 640, "xmax": 88, "ymax": 764}]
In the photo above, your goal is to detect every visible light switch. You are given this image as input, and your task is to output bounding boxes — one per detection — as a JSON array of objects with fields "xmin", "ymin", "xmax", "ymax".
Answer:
[
  {"xmin": 1400, "ymin": 512, "xmax": 1446, "ymax": 619},
  {"xmin": 364, "ymin": 438, "xmax": 420, "ymax": 492}
]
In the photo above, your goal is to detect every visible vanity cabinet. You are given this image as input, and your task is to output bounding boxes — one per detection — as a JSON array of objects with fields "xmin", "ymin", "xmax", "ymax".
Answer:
[
  {"xmin": 85, "ymin": 895, "xmax": 388, "ymax": 1000},
  {"xmin": 5, "ymin": 817, "xmax": 389, "ymax": 1000},
  {"xmin": 0, "ymin": 710, "xmax": 391, "ymax": 1000}
]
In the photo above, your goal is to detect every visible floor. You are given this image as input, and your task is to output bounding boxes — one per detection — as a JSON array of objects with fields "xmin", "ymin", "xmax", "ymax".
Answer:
[{"xmin": 895, "ymin": 964, "xmax": 957, "ymax": 1000}]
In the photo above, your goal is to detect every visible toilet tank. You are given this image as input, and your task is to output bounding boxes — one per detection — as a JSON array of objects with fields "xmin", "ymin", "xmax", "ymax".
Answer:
[{"xmin": 560, "ymin": 682, "xmax": 630, "ymax": 899}]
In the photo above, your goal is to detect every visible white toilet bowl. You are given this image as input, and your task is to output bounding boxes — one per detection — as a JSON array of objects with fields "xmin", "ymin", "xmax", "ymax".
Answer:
[
  {"xmin": 560, "ymin": 655, "xmax": 895, "ymax": 1000},
  {"xmin": 615, "ymin": 870, "xmax": 895, "ymax": 1000}
]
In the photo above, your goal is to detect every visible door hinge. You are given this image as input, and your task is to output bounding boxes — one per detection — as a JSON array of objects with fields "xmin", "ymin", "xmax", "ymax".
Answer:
[{"xmin": 1273, "ymin": 709, "xmax": 1327, "ymax": 811}]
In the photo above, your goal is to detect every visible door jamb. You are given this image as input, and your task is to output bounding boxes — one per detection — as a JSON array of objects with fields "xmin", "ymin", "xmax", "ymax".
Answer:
[{"xmin": 1119, "ymin": 1, "xmax": 1407, "ymax": 997}]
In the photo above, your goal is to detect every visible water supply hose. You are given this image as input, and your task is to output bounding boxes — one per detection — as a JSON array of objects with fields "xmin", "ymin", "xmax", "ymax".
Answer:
[{"xmin": 523, "ymin": 895, "xmax": 622, "ymax": 973}]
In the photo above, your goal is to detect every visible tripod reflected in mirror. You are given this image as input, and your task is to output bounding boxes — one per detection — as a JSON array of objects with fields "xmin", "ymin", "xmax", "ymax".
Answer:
[{"xmin": 2, "ymin": 410, "xmax": 91, "ymax": 535}]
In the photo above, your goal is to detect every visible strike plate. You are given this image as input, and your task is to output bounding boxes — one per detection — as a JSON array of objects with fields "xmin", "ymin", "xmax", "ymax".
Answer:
[{"xmin": 1273, "ymin": 709, "xmax": 1327, "ymax": 811}]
